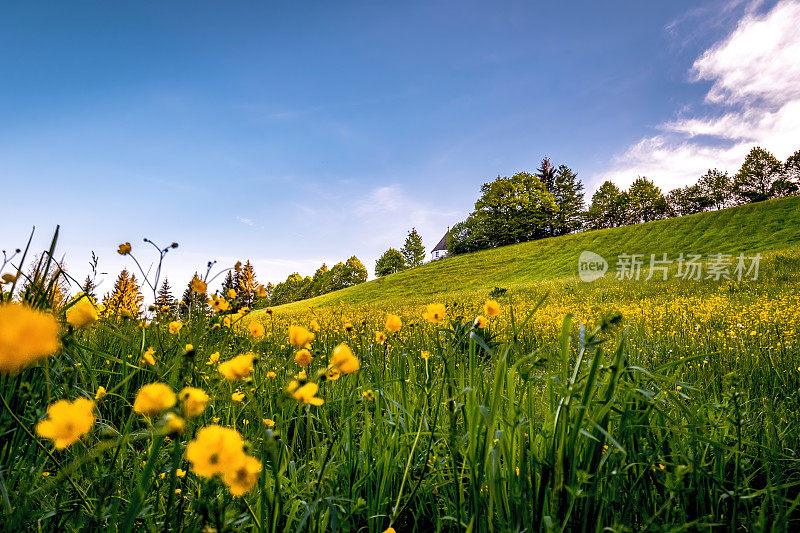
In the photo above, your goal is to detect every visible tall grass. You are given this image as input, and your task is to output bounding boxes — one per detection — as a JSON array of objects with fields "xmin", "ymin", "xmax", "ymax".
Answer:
[{"xmin": 1, "ymin": 231, "xmax": 799, "ymax": 531}]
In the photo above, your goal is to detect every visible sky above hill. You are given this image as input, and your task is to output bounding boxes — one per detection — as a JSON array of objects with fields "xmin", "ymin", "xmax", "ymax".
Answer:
[{"xmin": 2, "ymin": 0, "xmax": 799, "ymax": 297}]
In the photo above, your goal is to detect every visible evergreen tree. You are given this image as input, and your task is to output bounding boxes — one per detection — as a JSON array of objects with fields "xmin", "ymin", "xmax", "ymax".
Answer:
[
  {"xmin": 221, "ymin": 270, "xmax": 237, "ymax": 297},
  {"xmin": 375, "ymin": 248, "xmax": 406, "ymax": 277},
  {"xmin": 102, "ymin": 269, "xmax": 144, "ymax": 319},
  {"xmin": 401, "ymin": 228, "xmax": 426, "ymax": 267},
  {"xmin": 180, "ymin": 273, "xmax": 208, "ymax": 318},
  {"xmin": 155, "ymin": 278, "xmax": 177, "ymax": 317},
  {"xmin": 537, "ymin": 157, "xmax": 556, "ymax": 193},
  {"xmin": 734, "ymin": 146, "xmax": 783, "ymax": 203},
  {"xmin": 550, "ymin": 165, "xmax": 585, "ymax": 235},
  {"xmin": 81, "ymin": 276, "xmax": 97, "ymax": 302},
  {"xmin": 235, "ymin": 261, "xmax": 259, "ymax": 307}
]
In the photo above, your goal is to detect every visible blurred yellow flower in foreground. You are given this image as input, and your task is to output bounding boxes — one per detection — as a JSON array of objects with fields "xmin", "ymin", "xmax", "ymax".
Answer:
[
  {"xmin": 375, "ymin": 331, "xmax": 387, "ymax": 344},
  {"xmin": 287, "ymin": 381, "xmax": 324, "ymax": 406},
  {"xmin": 133, "ymin": 383, "xmax": 177, "ymax": 417},
  {"xmin": 289, "ymin": 325, "xmax": 315, "ymax": 347},
  {"xmin": 483, "ymin": 299, "xmax": 500, "ymax": 317},
  {"xmin": 294, "ymin": 348, "xmax": 312, "ymax": 368},
  {"xmin": 0, "ymin": 303, "xmax": 60, "ymax": 375},
  {"xmin": 179, "ymin": 387, "xmax": 209, "ymax": 417},
  {"xmin": 218, "ymin": 353, "xmax": 255, "ymax": 380},
  {"xmin": 385, "ymin": 314, "xmax": 402, "ymax": 333},
  {"xmin": 141, "ymin": 347, "xmax": 156, "ymax": 366},
  {"xmin": 186, "ymin": 425, "xmax": 245, "ymax": 477},
  {"xmin": 423, "ymin": 303, "xmax": 447, "ymax": 324},
  {"xmin": 330, "ymin": 343, "xmax": 359, "ymax": 374},
  {"xmin": 35, "ymin": 398, "xmax": 95, "ymax": 449},
  {"xmin": 191, "ymin": 277, "xmax": 207, "ymax": 295},
  {"xmin": 223, "ymin": 455, "xmax": 262, "ymax": 496},
  {"xmin": 248, "ymin": 321, "xmax": 265, "ymax": 338},
  {"xmin": 66, "ymin": 295, "xmax": 98, "ymax": 329},
  {"xmin": 168, "ymin": 321, "xmax": 183, "ymax": 334},
  {"xmin": 474, "ymin": 315, "xmax": 487, "ymax": 329},
  {"xmin": 227, "ymin": 289, "xmax": 237, "ymax": 299},
  {"xmin": 231, "ymin": 391, "xmax": 245, "ymax": 402}
]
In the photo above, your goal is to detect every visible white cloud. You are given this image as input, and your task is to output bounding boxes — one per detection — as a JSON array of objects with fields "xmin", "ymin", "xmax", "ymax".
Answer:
[{"xmin": 598, "ymin": 0, "xmax": 800, "ymax": 192}]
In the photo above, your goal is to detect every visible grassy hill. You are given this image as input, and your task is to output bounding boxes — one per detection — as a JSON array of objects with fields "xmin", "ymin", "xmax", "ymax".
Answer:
[{"xmin": 267, "ymin": 195, "xmax": 800, "ymax": 312}]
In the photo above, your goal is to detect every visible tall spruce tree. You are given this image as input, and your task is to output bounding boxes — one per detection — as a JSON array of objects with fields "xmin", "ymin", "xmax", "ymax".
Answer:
[
  {"xmin": 155, "ymin": 278, "xmax": 177, "ymax": 317},
  {"xmin": 550, "ymin": 165, "xmax": 585, "ymax": 235},
  {"xmin": 236, "ymin": 261, "xmax": 259, "ymax": 307},
  {"xmin": 401, "ymin": 228, "xmax": 426, "ymax": 267},
  {"xmin": 81, "ymin": 276, "xmax": 97, "ymax": 302},
  {"xmin": 102, "ymin": 269, "xmax": 143, "ymax": 319}
]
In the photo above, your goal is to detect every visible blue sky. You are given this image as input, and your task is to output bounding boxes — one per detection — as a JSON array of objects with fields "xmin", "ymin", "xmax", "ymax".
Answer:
[{"xmin": 2, "ymin": 0, "xmax": 799, "ymax": 297}]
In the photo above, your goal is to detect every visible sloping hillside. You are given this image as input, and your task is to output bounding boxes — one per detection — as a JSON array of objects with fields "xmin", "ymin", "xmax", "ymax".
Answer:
[{"xmin": 265, "ymin": 195, "xmax": 800, "ymax": 312}]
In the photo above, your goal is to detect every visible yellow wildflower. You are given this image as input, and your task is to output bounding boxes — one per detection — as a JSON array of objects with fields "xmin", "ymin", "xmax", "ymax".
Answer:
[
  {"xmin": 179, "ymin": 387, "xmax": 209, "ymax": 417},
  {"xmin": 141, "ymin": 347, "xmax": 156, "ymax": 366},
  {"xmin": 330, "ymin": 343, "xmax": 359, "ymax": 374},
  {"xmin": 218, "ymin": 353, "xmax": 255, "ymax": 380},
  {"xmin": 474, "ymin": 315, "xmax": 487, "ymax": 329},
  {"xmin": 227, "ymin": 289, "xmax": 237, "ymax": 299},
  {"xmin": 263, "ymin": 418, "xmax": 275, "ymax": 428},
  {"xmin": 483, "ymin": 299, "xmax": 500, "ymax": 317},
  {"xmin": 117, "ymin": 242, "xmax": 131, "ymax": 255},
  {"xmin": 294, "ymin": 349, "xmax": 312, "ymax": 368},
  {"xmin": 191, "ymin": 277, "xmax": 207, "ymax": 295},
  {"xmin": 248, "ymin": 321, "xmax": 265, "ymax": 338},
  {"xmin": 185, "ymin": 425, "xmax": 246, "ymax": 477},
  {"xmin": 168, "ymin": 321, "xmax": 183, "ymax": 334},
  {"xmin": 206, "ymin": 351, "xmax": 220, "ymax": 365},
  {"xmin": 35, "ymin": 398, "xmax": 95, "ymax": 449},
  {"xmin": 288, "ymin": 325, "xmax": 315, "ymax": 348},
  {"xmin": 423, "ymin": 303, "xmax": 447, "ymax": 324},
  {"xmin": 95, "ymin": 386, "xmax": 107, "ymax": 400},
  {"xmin": 375, "ymin": 331, "xmax": 387, "ymax": 344},
  {"xmin": 133, "ymin": 383, "xmax": 176, "ymax": 417},
  {"xmin": 385, "ymin": 314, "xmax": 402, "ymax": 333},
  {"xmin": 231, "ymin": 391, "xmax": 245, "ymax": 402},
  {"xmin": 0, "ymin": 303, "xmax": 60, "ymax": 375},
  {"xmin": 287, "ymin": 381, "xmax": 324, "ymax": 406},
  {"xmin": 266, "ymin": 371, "xmax": 277, "ymax": 379},
  {"xmin": 65, "ymin": 295, "xmax": 98, "ymax": 329},
  {"xmin": 222, "ymin": 455, "xmax": 262, "ymax": 496}
]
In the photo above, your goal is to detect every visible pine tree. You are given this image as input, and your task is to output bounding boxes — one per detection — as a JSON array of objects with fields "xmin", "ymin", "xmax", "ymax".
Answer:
[
  {"xmin": 81, "ymin": 276, "xmax": 97, "ymax": 302},
  {"xmin": 401, "ymin": 228, "xmax": 426, "ymax": 268},
  {"xmin": 537, "ymin": 157, "xmax": 555, "ymax": 193},
  {"xmin": 235, "ymin": 261, "xmax": 259, "ymax": 307},
  {"xmin": 155, "ymin": 278, "xmax": 177, "ymax": 317},
  {"xmin": 221, "ymin": 270, "xmax": 237, "ymax": 296},
  {"xmin": 180, "ymin": 273, "xmax": 208, "ymax": 319},
  {"xmin": 102, "ymin": 269, "xmax": 144, "ymax": 319},
  {"xmin": 550, "ymin": 165, "xmax": 585, "ymax": 235}
]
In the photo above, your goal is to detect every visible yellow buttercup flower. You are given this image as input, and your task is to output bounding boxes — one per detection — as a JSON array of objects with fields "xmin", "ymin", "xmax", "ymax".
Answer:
[
  {"xmin": 330, "ymin": 344, "xmax": 359, "ymax": 374},
  {"xmin": 191, "ymin": 277, "xmax": 207, "ymax": 295},
  {"xmin": 375, "ymin": 331, "xmax": 387, "ymax": 344},
  {"xmin": 287, "ymin": 381, "xmax": 324, "ymax": 406},
  {"xmin": 421, "ymin": 350, "xmax": 431, "ymax": 360},
  {"xmin": 35, "ymin": 398, "xmax": 95, "ymax": 449},
  {"xmin": 266, "ymin": 371, "xmax": 277, "ymax": 379},
  {"xmin": 326, "ymin": 367, "xmax": 341, "ymax": 380},
  {"xmin": 288, "ymin": 325, "xmax": 315, "ymax": 348},
  {"xmin": 210, "ymin": 295, "xmax": 230, "ymax": 312},
  {"xmin": 185, "ymin": 344, "xmax": 194, "ymax": 352},
  {"xmin": 474, "ymin": 315, "xmax": 487, "ymax": 329},
  {"xmin": 66, "ymin": 295, "xmax": 98, "ymax": 329},
  {"xmin": 133, "ymin": 383, "xmax": 177, "ymax": 417},
  {"xmin": 309, "ymin": 319, "xmax": 320, "ymax": 332},
  {"xmin": 185, "ymin": 425, "xmax": 246, "ymax": 477},
  {"xmin": 483, "ymin": 299, "xmax": 500, "ymax": 317},
  {"xmin": 0, "ymin": 303, "xmax": 60, "ymax": 375},
  {"xmin": 218, "ymin": 353, "xmax": 255, "ymax": 380},
  {"xmin": 207, "ymin": 351, "xmax": 220, "ymax": 365},
  {"xmin": 168, "ymin": 321, "xmax": 183, "ymax": 334},
  {"xmin": 176, "ymin": 468, "xmax": 186, "ymax": 478},
  {"xmin": 117, "ymin": 242, "xmax": 131, "ymax": 255},
  {"xmin": 164, "ymin": 412, "xmax": 186, "ymax": 435},
  {"xmin": 227, "ymin": 289, "xmax": 237, "ymax": 299},
  {"xmin": 222, "ymin": 455, "xmax": 262, "ymax": 496},
  {"xmin": 248, "ymin": 321, "xmax": 265, "ymax": 338},
  {"xmin": 179, "ymin": 387, "xmax": 209, "ymax": 417},
  {"xmin": 294, "ymin": 349, "xmax": 312, "ymax": 368},
  {"xmin": 263, "ymin": 418, "xmax": 275, "ymax": 428},
  {"xmin": 95, "ymin": 386, "xmax": 107, "ymax": 400},
  {"xmin": 141, "ymin": 347, "xmax": 156, "ymax": 366},
  {"xmin": 423, "ymin": 303, "xmax": 447, "ymax": 324},
  {"xmin": 385, "ymin": 314, "xmax": 402, "ymax": 333},
  {"xmin": 231, "ymin": 391, "xmax": 245, "ymax": 402}
]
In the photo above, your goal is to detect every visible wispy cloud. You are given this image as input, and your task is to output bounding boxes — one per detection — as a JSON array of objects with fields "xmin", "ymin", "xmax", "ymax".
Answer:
[{"xmin": 598, "ymin": 0, "xmax": 800, "ymax": 191}]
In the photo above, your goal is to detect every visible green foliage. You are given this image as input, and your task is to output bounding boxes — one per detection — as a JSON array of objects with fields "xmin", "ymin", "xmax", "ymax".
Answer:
[
  {"xmin": 269, "ymin": 195, "xmax": 800, "ymax": 311},
  {"xmin": 375, "ymin": 248, "xmax": 406, "ymax": 277},
  {"xmin": 269, "ymin": 256, "xmax": 368, "ymax": 306},
  {"xmin": 154, "ymin": 278, "xmax": 177, "ymax": 317},
  {"xmin": 549, "ymin": 164, "xmax": 584, "ymax": 235},
  {"xmin": 627, "ymin": 176, "xmax": 668, "ymax": 223},
  {"xmin": 585, "ymin": 180, "xmax": 626, "ymax": 229},
  {"xmin": 698, "ymin": 168, "xmax": 732, "ymax": 210},
  {"xmin": 734, "ymin": 146, "xmax": 784, "ymax": 203},
  {"xmin": 400, "ymin": 228, "xmax": 425, "ymax": 268},
  {"xmin": 667, "ymin": 183, "xmax": 713, "ymax": 216}
]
